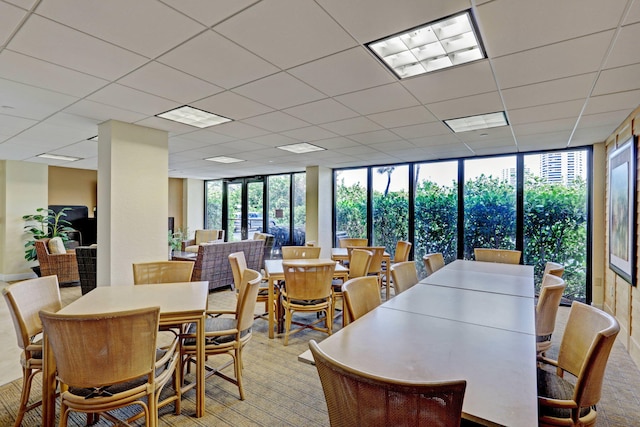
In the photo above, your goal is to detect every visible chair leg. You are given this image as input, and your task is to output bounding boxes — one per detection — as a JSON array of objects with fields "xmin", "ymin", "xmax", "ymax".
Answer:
[
  {"xmin": 235, "ymin": 348, "xmax": 245, "ymax": 400},
  {"xmin": 13, "ymin": 367, "xmax": 35, "ymax": 427},
  {"xmin": 284, "ymin": 307, "xmax": 293, "ymax": 346}
]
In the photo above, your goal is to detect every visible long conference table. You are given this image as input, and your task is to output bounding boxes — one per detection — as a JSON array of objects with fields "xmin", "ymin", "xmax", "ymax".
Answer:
[
  {"xmin": 314, "ymin": 259, "xmax": 538, "ymax": 426},
  {"xmin": 41, "ymin": 281, "xmax": 209, "ymax": 425}
]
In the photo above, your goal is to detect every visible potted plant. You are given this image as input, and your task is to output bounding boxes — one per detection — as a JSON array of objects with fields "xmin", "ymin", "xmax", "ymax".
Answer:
[
  {"xmin": 168, "ymin": 227, "xmax": 189, "ymax": 256},
  {"xmin": 23, "ymin": 207, "xmax": 75, "ymax": 269}
]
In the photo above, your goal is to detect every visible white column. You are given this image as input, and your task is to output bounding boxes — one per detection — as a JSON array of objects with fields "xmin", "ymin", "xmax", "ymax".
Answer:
[
  {"xmin": 97, "ymin": 120, "xmax": 168, "ymax": 286},
  {"xmin": 306, "ymin": 166, "xmax": 333, "ymax": 257},
  {"xmin": 183, "ymin": 178, "xmax": 204, "ymax": 239}
]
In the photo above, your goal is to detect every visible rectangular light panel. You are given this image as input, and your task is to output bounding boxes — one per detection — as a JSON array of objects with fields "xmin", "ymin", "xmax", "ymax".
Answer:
[
  {"xmin": 37, "ymin": 153, "xmax": 82, "ymax": 161},
  {"xmin": 367, "ymin": 10, "xmax": 485, "ymax": 79},
  {"xmin": 444, "ymin": 112, "xmax": 508, "ymax": 133},
  {"xmin": 205, "ymin": 156, "xmax": 245, "ymax": 164},
  {"xmin": 157, "ymin": 105, "xmax": 231, "ymax": 128},
  {"xmin": 277, "ymin": 142, "xmax": 326, "ymax": 154}
]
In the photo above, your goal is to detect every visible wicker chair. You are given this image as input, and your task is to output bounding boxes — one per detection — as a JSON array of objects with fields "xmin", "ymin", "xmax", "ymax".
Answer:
[
  {"xmin": 390, "ymin": 261, "xmax": 419, "ymax": 295},
  {"xmin": 309, "ymin": 340, "xmax": 466, "ymax": 426},
  {"xmin": 191, "ymin": 240, "xmax": 264, "ymax": 291},
  {"xmin": 423, "ymin": 252, "xmax": 445, "ymax": 276},
  {"xmin": 281, "ymin": 260, "xmax": 336, "ymax": 345},
  {"xmin": 537, "ymin": 302, "xmax": 620, "ymax": 426},
  {"xmin": 132, "ymin": 261, "xmax": 194, "ymax": 284},
  {"xmin": 35, "ymin": 238, "xmax": 79, "ymax": 284},
  {"xmin": 474, "ymin": 248, "xmax": 521, "ymax": 264},
  {"xmin": 39, "ymin": 306, "xmax": 180, "ymax": 427},
  {"xmin": 181, "ymin": 229, "xmax": 225, "ymax": 252},
  {"xmin": 181, "ymin": 269, "xmax": 262, "ymax": 400},
  {"xmin": 2, "ymin": 276, "xmax": 62, "ymax": 427},
  {"xmin": 342, "ymin": 276, "xmax": 381, "ymax": 325},
  {"xmin": 281, "ymin": 245, "xmax": 321, "ymax": 259},
  {"xmin": 75, "ymin": 246, "xmax": 97, "ymax": 295},
  {"xmin": 536, "ymin": 274, "xmax": 567, "ymax": 356}
]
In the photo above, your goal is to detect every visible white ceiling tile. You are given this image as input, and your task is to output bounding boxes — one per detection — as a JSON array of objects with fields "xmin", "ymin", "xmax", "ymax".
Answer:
[
  {"xmin": 242, "ymin": 111, "xmax": 309, "ymax": 133},
  {"xmin": 583, "ymin": 89, "xmax": 640, "ymax": 115},
  {"xmin": 157, "ymin": 30, "xmax": 279, "ymax": 89},
  {"xmin": 159, "ymin": 0, "xmax": 257, "ymax": 27},
  {"xmin": 577, "ymin": 109, "xmax": 632, "ymax": 129},
  {"xmin": 36, "ymin": 0, "xmax": 206, "ymax": 58},
  {"xmin": 593, "ymin": 63, "xmax": 640, "ymax": 96},
  {"xmin": 134, "ymin": 116, "xmax": 198, "ymax": 134},
  {"xmin": 179, "ymin": 129, "xmax": 235, "ymax": 145},
  {"xmin": 87, "ymin": 84, "xmax": 176, "ymax": 115},
  {"xmin": 0, "ymin": 113, "xmax": 38, "ymax": 139},
  {"xmin": 192, "ymin": 91, "xmax": 273, "ymax": 121},
  {"xmin": 210, "ymin": 121, "xmax": 270, "ymax": 139},
  {"xmin": 17, "ymin": 121, "xmax": 95, "ymax": 145},
  {"xmin": 335, "ymin": 83, "xmax": 419, "ymax": 115},
  {"xmin": 349, "ymin": 130, "xmax": 402, "ymax": 144},
  {"xmin": 63, "ymin": 100, "xmax": 148, "ymax": 123},
  {"xmin": 118, "ymin": 62, "xmax": 223, "ymax": 104},
  {"xmin": 501, "ymin": 74, "xmax": 596, "ymax": 110},
  {"xmin": 507, "ymin": 100, "xmax": 584, "ymax": 125},
  {"xmin": 402, "ymin": 60, "xmax": 497, "ymax": 104},
  {"xmin": 368, "ymin": 106, "xmax": 437, "ymax": 128},
  {"xmin": 248, "ymin": 133, "xmax": 298, "ymax": 147},
  {"xmin": 0, "ymin": 50, "xmax": 108, "ymax": 97},
  {"xmin": 284, "ymin": 98, "xmax": 358, "ymax": 124},
  {"xmin": 0, "ymin": 2, "xmax": 27, "ymax": 45},
  {"xmin": 426, "ymin": 91, "xmax": 503, "ymax": 120},
  {"xmin": 0, "ymin": 78, "xmax": 78, "ymax": 120},
  {"xmin": 169, "ymin": 137, "xmax": 219, "ymax": 153},
  {"xmin": 477, "ymin": 0, "xmax": 626, "ymax": 57},
  {"xmin": 392, "ymin": 121, "xmax": 452, "ymax": 139},
  {"xmin": 289, "ymin": 47, "xmax": 395, "ymax": 96},
  {"xmin": 281, "ymin": 126, "xmax": 337, "ymax": 142},
  {"xmin": 4, "ymin": 0, "xmax": 38, "ymax": 9},
  {"xmin": 54, "ymin": 140, "xmax": 98, "ymax": 158},
  {"xmin": 216, "ymin": 139, "xmax": 266, "ymax": 153},
  {"xmin": 233, "ymin": 72, "xmax": 326, "ymax": 110},
  {"xmin": 408, "ymin": 133, "xmax": 460, "ymax": 148},
  {"xmin": 512, "ymin": 118, "xmax": 575, "ymax": 137},
  {"xmin": 8, "ymin": 15, "xmax": 148, "ymax": 80},
  {"xmin": 320, "ymin": 117, "xmax": 382, "ymax": 136},
  {"xmin": 603, "ymin": 22, "xmax": 640, "ymax": 68},
  {"xmin": 623, "ymin": 0, "xmax": 640, "ymax": 25},
  {"xmin": 316, "ymin": 0, "xmax": 469, "ymax": 43},
  {"xmin": 0, "ymin": 140, "xmax": 42, "ymax": 159},
  {"xmin": 492, "ymin": 31, "xmax": 615, "ymax": 89},
  {"xmin": 214, "ymin": 0, "xmax": 356, "ymax": 69},
  {"xmin": 516, "ymin": 132, "xmax": 573, "ymax": 150},
  {"xmin": 370, "ymin": 140, "xmax": 414, "ymax": 152},
  {"xmin": 455, "ymin": 126, "xmax": 514, "ymax": 143},
  {"xmin": 313, "ymin": 137, "xmax": 360, "ymax": 150}
]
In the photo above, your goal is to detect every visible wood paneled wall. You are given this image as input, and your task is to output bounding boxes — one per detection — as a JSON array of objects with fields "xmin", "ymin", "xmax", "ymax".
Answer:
[{"xmin": 604, "ymin": 104, "xmax": 640, "ymax": 367}]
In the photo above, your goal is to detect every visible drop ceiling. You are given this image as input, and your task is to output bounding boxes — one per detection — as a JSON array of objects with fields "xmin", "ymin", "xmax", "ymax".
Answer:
[{"xmin": 1, "ymin": 0, "xmax": 639, "ymax": 179}]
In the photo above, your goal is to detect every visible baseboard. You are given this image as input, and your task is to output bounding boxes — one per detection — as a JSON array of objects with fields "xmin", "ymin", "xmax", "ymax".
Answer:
[{"xmin": 0, "ymin": 272, "xmax": 37, "ymax": 283}]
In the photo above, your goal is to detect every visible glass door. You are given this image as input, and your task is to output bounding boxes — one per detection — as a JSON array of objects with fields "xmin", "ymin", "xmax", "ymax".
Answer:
[{"xmin": 224, "ymin": 178, "xmax": 265, "ymax": 241}]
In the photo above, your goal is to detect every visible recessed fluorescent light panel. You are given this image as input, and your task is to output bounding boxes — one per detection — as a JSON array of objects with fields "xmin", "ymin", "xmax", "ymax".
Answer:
[
  {"xmin": 367, "ymin": 10, "xmax": 485, "ymax": 79},
  {"xmin": 444, "ymin": 112, "xmax": 508, "ymax": 133},
  {"xmin": 157, "ymin": 105, "xmax": 231, "ymax": 128},
  {"xmin": 37, "ymin": 153, "xmax": 82, "ymax": 161},
  {"xmin": 277, "ymin": 142, "xmax": 325, "ymax": 154},
  {"xmin": 205, "ymin": 156, "xmax": 245, "ymax": 164}
]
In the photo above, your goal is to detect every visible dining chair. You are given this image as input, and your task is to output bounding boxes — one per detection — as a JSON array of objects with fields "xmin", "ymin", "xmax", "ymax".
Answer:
[
  {"xmin": 537, "ymin": 301, "xmax": 619, "ymax": 426},
  {"xmin": 132, "ymin": 260, "xmax": 194, "ymax": 284},
  {"xmin": 338, "ymin": 237, "xmax": 368, "ymax": 248},
  {"xmin": 309, "ymin": 340, "xmax": 467, "ymax": 426},
  {"xmin": 39, "ymin": 306, "xmax": 180, "ymax": 427},
  {"xmin": 281, "ymin": 260, "xmax": 336, "ymax": 345},
  {"xmin": 281, "ymin": 245, "xmax": 321, "ymax": 259},
  {"xmin": 348, "ymin": 246, "xmax": 386, "ymax": 296},
  {"xmin": 390, "ymin": 261, "xmax": 419, "ymax": 295},
  {"xmin": 229, "ymin": 251, "xmax": 271, "ymax": 320},
  {"xmin": 342, "ymin": 276, "xmax": 381, "ymax": 325},
  {"xmin": 2, "ymin": 276, "xmax": 62, "ymax": 427},
  {"xmin": 423, "ymin": 252, "xmax": 445, "ymax": 276},
  {"xmin": 332, "ymin": 249, "xmax": 372, "ymax": 326},
  {"xmin": 474, "ymin": 248, "xmax": 522, "ymax": 264},
  {"xmin": 536, "ymin": 274, "xmax": 567, "ymax": 356},
  {"xmin": 181, "ymin": 268, "xmax": 262, "ymax": 400},
  {"xmin": 391, "ymin": 240, "xmax": 412, "ymax": 263},
  {"xmin": 543, "ymin": 261, "xmax": 565, "ymax": 279}
]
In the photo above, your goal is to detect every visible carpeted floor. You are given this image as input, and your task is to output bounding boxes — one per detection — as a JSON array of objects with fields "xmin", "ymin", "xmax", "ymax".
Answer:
[{"xmin": 1, "ymin": 284, "xmax": 639, "ymax": 426}]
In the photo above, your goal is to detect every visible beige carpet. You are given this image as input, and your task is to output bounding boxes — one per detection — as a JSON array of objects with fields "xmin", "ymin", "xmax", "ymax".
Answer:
[{"xmin": 1, "ymin": 284, "xmax": 639, "ymax": 426}]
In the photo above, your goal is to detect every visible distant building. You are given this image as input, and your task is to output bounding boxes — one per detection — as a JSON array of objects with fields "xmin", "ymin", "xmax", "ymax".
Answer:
[{"xmin": 540, "ymin": 151, "xmax": 585, "ymax": 184}]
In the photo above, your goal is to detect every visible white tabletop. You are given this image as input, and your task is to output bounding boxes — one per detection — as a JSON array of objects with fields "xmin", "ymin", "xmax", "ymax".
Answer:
[{"xmin": 444, "ymin": 259, "xmax": 534, "ymax": 277}]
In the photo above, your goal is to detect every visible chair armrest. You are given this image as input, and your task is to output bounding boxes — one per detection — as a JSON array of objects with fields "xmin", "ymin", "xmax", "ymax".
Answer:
[{"xmin": 181, "ymin": 239, "xmax": 196, "ymax": 251}]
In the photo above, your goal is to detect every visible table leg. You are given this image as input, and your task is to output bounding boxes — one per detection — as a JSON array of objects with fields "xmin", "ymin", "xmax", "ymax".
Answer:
[
  {"xmin": 268, "ymin": 278, "xmax": 275, "ymax": 339},
  {"xmin": 41, "ymin": 334, "xmax": 57, "ymax": 425},
  {"xmin": 195, "ymin": 315, "xmax": 205, "ymax": 417}
]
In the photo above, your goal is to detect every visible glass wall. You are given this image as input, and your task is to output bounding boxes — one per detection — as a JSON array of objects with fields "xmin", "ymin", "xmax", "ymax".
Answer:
[
  {"xmin": 335, "ymin": 168, "xmax": 368, "ymax": 245},
  {"xmin": 268, "ymin": 174, "xmax": 290, "ymax": 255},
  {"xmin": 205, "ymin": 180, "xmax": 222, "ymax": 230},
  {"xmin": 293, "ymin": 172, "xmax": 307, "ymax": 245},
  {"xmin": 372, "ymin": 165, "xmax": 408, "ymax": 259}
]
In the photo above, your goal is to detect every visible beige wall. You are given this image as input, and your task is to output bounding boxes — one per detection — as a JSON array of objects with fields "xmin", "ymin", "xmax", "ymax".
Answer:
[
  {"xmin": 168, "ymin": 178, "xmax": 183, "ymax": 230},
  {"xmin": 603, "ymin": 104, "xmax": 640, "ymax": 368},
  {"xmin": 48, "ymin": 166, "xmax": 97, "ymax": 216}
]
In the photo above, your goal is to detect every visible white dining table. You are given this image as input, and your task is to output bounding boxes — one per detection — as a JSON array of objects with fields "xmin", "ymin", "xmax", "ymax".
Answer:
[
  {"xmin": 41, "ymin": 281, "xmax": 209, "ymax": 425},
  {"xmin": 313, "ymin": 259, "xmax": 538, "ymax": 426}
]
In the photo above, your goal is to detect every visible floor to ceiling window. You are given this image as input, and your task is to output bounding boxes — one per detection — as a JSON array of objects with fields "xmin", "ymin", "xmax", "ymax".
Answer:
[{"xmin": 333, "ymin": 148, "xmax": 591, "ymax": 303}]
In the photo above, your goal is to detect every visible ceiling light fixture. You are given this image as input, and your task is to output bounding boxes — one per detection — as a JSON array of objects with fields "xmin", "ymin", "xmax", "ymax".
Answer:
[
  {"xmin": 205, "ymin": 156, "xmax": 245, "ymax": 164},
  {"xmin": 87, "ymin": 135, "xmax": 98, "ymax": 141},
  {"xmin": 157, "ymin": 105, "xmax": 232, "ymax": 128},
  {"xmin": 277, "ymin": 142, "xmax": 325, "ymax": 154},
  {"xmin": 444, "ymin": 111, "xmax": 508, "ymax": 133},
  {"xmin": 367, "ymin": 10, "xmax": 485, "ymax": 79},
  {"xmin": 37, "ymin": 153, "xmax": 82, "ymax": 162}
]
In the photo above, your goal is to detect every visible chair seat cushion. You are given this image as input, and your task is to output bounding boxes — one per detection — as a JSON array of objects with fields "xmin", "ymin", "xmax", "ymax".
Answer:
[
  {"xmin": 184, "ymin": 317, "xmax": 250, "ymax": 345},
  {"xmin": 48, "ymin": 237, "xmax": 66, "ymax": 254},
  {"xmin": 537, "ymin": 368, "xmax": 592, "ymax": 419}
]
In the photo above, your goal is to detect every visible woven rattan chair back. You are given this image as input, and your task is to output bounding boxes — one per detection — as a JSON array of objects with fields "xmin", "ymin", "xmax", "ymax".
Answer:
[
  {"xmin": 390, "ymin": 261, "xmax": 419, "ymax": 295},
  {"xmin": 132, "ymin": 261, "xmax": 194, "ymax": 284},
  {"xmin": 2, "ymin": 276, "xmax": 62, "ymax": 427},
  {"xmin": 474, "ymin": 248, "xmax": 521, "ymax": 264},
  {"xmin": 536, "ymin": 274, "xmax": 567, "ymax": 355},
  {"xmin": 423, "ymin": 253, "xmax": 445, "ymax": 276},
  {"xmin": 342, "ymin": 276, "xmax": 381, "ymax": 324},
  {"xmin": 309, "ymin": 340, "xmax": 466, "ymax": 427},
  {"xmin": 281, "ymin": 246, "xmax": 321, "ymax": 259}
]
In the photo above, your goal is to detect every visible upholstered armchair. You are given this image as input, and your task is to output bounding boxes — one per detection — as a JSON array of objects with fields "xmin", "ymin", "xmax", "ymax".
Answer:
[
  {"xmin": 181, "ymin": 229, "xmax": 225, "ymax": 252},
  {"xmin": 34, "ymin": 238, "xmax": 79, "ymax": 284}
]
